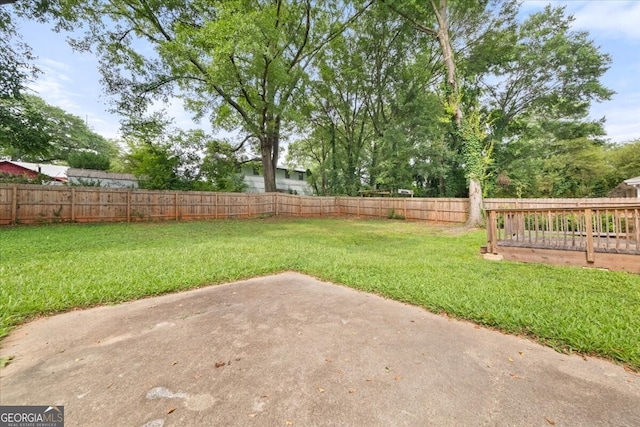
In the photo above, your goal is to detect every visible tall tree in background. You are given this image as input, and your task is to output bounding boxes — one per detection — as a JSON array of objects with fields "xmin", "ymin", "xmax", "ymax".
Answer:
[
  {"xmin": 384, "ymin": 0, "xmax": 499, "ymax": 226},
  {"xmin": 1, "ymin": 94, "xmax": 119, "ymax": 163},
  {"xmin": 123, "ymin": 113, "xmax": 248, "ymax": 191},
  {"xmin": 0, "ymin": 4, "xmax": 53, "ymax": 158},
  {"xmin": 291, "ymin": 3, "xmax": 445, "ymax": 196},
  {"xmin": 476, "ymin": 5, "xmax": 613, "ymax": 187},
  {"xmin": 24, "ymin": 0, "xmax": 372, "ymax": 192}
]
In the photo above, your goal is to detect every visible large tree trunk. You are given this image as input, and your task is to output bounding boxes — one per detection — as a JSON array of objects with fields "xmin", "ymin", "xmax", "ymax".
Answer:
[
  {"xmin": 261, "ymin": 116, "xmax": 280, "ymax": 193},
  {"xmin": 467, "ymin": 177, "xmax": 483, "ymax": 226},
  {"xmin": 261, "ymin": 141, "xmax": 277, "ymax": 193},
  {"xmin": 432, "ymin": 0, "xmax": 483, "ymax": 227}
]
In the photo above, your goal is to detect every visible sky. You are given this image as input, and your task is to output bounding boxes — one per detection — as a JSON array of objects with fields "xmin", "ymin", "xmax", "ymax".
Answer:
[{"xmin": 10, "ymin": 0, "xmax": 640, "ymax": 144}]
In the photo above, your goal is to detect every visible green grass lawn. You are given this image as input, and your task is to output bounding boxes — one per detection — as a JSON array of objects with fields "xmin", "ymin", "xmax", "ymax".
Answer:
[{"xmin": 1, "ymin": 218, "xmax": 639, "ymax": 369}]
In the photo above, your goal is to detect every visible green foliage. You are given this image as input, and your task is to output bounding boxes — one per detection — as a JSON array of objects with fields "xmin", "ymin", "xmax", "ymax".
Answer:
[
  {"xmin": 1, "ymin": 94, "xmax": 118, "ymax": 163},
  {"xmin": 387, "ymin": 208, "xmax": 405, "ymax": 220},
  {"xmin": 123, "ymin": 115, "xmax": 247, "ymax": 191},
  {"xmin": 605, "ymin": 140, "xmax": 640, "ymax": 186},
  {"xmin": 127, "ymin": 142, "xmax": 182, "ymax": 190},
  {"xmin": 1, "ymin": 219, "xmax": 639, "ymax": 368},
  {"xmin": 490, "ymin": 118, "xmax": 614, "ymax": 198},
  {"xmin": 0, "ymin": 6, "xmax": 38, "ymax": 100},
  {"xmin": 19, "ymin": 1, "xmax": 617, "ymax": 199},
  {"xmin": 459, "ymin": 108, "xmax": 486, "ymax": 182},
  {"xmin": 0, "ymin": 171, "xmax": 43, "ymax": 184},
  {"xmin": 22, "ymin": 0, "xmax": 373, "ymax": 193},
  {"xmin": 199, "ymin": 140, "xmax": 248, "ymax": 193},
  {"xmin": 481, "ymin": 5, "xmax": 613, "ymax": 148},
  {"xmin": 0, "ymin": 95, "xmax": 52, "ymax": 158},
  {"xmin": 68, "ymin": 151, "xmax": 111, "ymax": 171}
]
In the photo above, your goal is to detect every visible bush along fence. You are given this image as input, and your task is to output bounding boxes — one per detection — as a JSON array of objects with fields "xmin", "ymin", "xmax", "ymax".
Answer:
[{"xmin": 0, "ymin": 184, "xmax": 470, "ymax": 225}]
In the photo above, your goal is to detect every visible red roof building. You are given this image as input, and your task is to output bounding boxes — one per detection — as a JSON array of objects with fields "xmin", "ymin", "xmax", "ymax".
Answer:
[{"xmin": 0, "ymin": 160, "xmax": 68, "ymax": 183}]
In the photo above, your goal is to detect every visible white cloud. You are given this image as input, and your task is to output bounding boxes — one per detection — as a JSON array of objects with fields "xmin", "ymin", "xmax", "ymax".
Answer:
[
  {"xmin": 521, "ymin": 1, "xmax": 640, "ymax": 39},
  {"xmin": 570, "ymin": 1, "xmax": 640, "ymax": 40},
  {"xmin": 29, "ymin": 72, "xmax": 81, "ymax": 112},
  {"xmin": 28, "ymin": 68, "xmax": 122, "ymax": 140},
  {"xmin": 39, "ymin": 58, "xmax": 72, "ymax": 73},
  {"xmin": 592, "ymin": 92, "xmax": 640, "ymax": 143}
]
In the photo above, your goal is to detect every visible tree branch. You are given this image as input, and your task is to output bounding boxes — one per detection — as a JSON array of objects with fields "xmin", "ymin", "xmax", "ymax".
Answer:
[{"xmin": 382, "ymin": 0, "xmax": 438, "ymax": 37}]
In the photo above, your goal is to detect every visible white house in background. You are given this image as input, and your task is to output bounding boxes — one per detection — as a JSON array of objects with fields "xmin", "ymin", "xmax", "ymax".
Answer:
[
  {"xmin": 67, "ymin": 168, "xmax": 138, "ymax": 188},
  {"xmin": 624, "ymin": 176, "xmax": 640, "ymax": 197},
  {"xmin": 241, "ymin": 165, "xmax": 313, "ymax": 195}
]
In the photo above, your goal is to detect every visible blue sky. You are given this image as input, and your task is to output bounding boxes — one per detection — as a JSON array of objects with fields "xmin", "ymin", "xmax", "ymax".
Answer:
[{"xmin": 12, "ymin": 0, "xmax": 640, "ymax": 144}]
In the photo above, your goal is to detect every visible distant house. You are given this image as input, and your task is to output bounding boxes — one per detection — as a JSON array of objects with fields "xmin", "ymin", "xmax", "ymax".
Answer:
[
  {"xmin": 241, "ymin": 165, "xmax": 313, "ymax": 195},
  {"xmin": 624, "ymin": 176, "xmax": 640, "ymax": 198},
  {"xmin": 0, "ymin": 160, "xmax": 68, "ymax": 184},
  {"xmin": 0, "ymin": 161, "xmax": 138, "ymax": 188},
  {"xmin": 67, "ymin": 168, "xmax": 138, "ymax": 188}
]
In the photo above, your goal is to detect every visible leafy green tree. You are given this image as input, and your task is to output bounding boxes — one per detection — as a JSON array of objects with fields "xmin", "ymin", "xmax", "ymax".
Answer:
[
  {"xmin": 1, "ymin": 94, "xmax": 119, "ymax": 163},
  {"xmin": 200, "ymin": 139, "xmax": 248, "ymax": 193},
  {"xmin": 287, "ymin": 127, "xmax": 335, "ymax": 195},
  {"xmin": 0, "ymin": 96, "xmax": 52, "ymax": 158},
  {"xmin": 123, "ymin": 114, "xmax": 247, "ymax": 191},
  {"xmin": 68, "ymin": 151, "xmax": 111, "ymax": 170},
  {"xmin": 491, "ymin": 117, "xmax": 612, "ymax": 198},
  {"xmin": 297, "ymin": 3, "xmax": 444, "ymax": 196},
  {"xmin": 309, "ymin": 27, "xmax": 375, "ymax": 195},
  {"xmin": 604, "ymin": 140, "xmax": 640, "ymax": 192},
  {"xmin": 383, "ymin": 0, "xmax": 497, "ymax": 225},
  {"xmin": 479, "ymin": 5, "xmax": 613, "ymax": 137},
  {"xmin": 479, "ymin": 5, "xmax": 613, "ymax": 198},
  {"xmin": 0, "ymin": 5, "xmax": 52, "ymax": 158},
  {"xmin": 127, "ymin": 142, "xmax": 183, "ymax": 190},
  {"xmin": 0, "ymin": 5, "xmax": 36, "ymax": 100},
  {"xmin": 24, "ymin": 0, "xmax": 372, "ymax": 193}
]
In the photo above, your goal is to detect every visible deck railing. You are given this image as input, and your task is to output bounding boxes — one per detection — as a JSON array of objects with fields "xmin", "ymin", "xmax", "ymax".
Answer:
[{"xmin": 487, "ymin": 206, "xmax": 640, "ymax": 263}]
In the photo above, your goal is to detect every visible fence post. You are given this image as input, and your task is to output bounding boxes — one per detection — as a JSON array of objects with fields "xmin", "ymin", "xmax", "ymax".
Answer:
[
  {"xmin": 403, "ymin": 198, "xmax": 407, "ymax": 219},
  {"xmin": 11, "ymin": 184, "xmax": 18, "ymax": 224},
  {"xmin": 71, "ymin": 187, "xmax": 76, "ymax": 222},
  {"xmin": 585, "ymin": 209, "xmax": 595, "ymax": 263},
  {"xmin": 215, "ymin": 193, "xmax": 219, "ymax": 219},
  {"xmin": 127, "ymin": 190, "xmax": 131, "ymax": 223},
  {"xmin": 275, "ymin": 193, "xmax": 279, "ymax": 216},
  {"xmin": 175, "ymin": 192, "xmax": 179, "ymax": 221}
]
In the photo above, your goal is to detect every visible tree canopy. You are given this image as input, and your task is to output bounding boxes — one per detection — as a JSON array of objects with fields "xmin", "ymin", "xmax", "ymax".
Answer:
[
  {"xmin": 16, "ymin": 0, "xmax": 630, "ymax": 206},
  {"xmin": 1, "ymin": 94, "xmax": 120, "ymax": 164}
]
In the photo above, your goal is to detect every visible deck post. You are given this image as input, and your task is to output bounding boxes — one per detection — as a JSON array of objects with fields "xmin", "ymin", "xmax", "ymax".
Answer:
[
  {"xmin": 488, "ymin": 210, "xmax": 498, "ymax": 254},
  {"xmin": 585, "ymin": 209, "xmax": 595, "ymax": 263}
]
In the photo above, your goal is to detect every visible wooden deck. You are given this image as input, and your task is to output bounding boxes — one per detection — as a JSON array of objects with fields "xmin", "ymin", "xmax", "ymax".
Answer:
[{"xmin": 485, "ymin": 205, "xmax": 640, "ymax": 274}]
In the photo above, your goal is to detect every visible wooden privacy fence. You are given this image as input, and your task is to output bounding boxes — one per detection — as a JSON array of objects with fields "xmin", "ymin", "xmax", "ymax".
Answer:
[
  {"xmin": 3, "ymin": 184, "xmax": 638, "ymax": 229},
  {"xmin": 0, "ymin": 185, "xmax": 469, "ymax": 225},
  {"xmin": 486, "ymin": 205, "xmax": 640, "ymax": 273}
]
